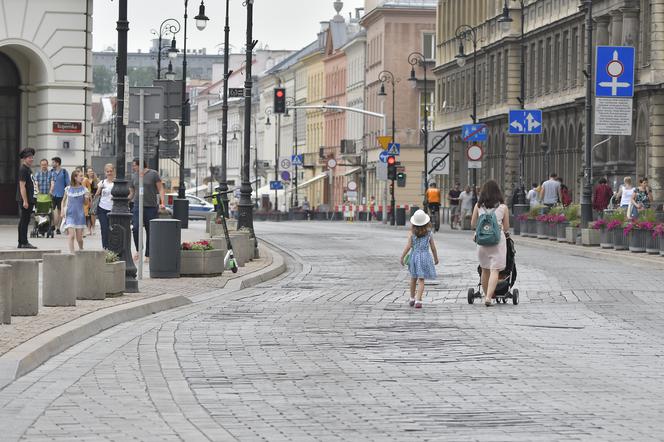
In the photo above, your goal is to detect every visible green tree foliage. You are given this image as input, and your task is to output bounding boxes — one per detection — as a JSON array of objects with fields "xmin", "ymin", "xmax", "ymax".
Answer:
[
  {"xmin": 93, "ymin": 65, "xmax": 114, "ymax": 94},
  {"xmin": 128, "ymin": 67, "xmax": 158, "ymax": 87}
]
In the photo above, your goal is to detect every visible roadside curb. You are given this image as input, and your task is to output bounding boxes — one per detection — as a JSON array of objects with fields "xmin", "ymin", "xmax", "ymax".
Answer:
[{"xmin": 0, "ymin": 240, "xmax": 288, "ymax": 390}]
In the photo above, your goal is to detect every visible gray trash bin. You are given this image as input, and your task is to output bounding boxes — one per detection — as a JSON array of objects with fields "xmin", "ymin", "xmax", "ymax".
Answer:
[
  {"xmin": 149, "ymin": 218, "xmax": 181, "ymax": 278},
  {"xmin": 396, "ymin": 207, "xmax": 407, "ymax": 226}
]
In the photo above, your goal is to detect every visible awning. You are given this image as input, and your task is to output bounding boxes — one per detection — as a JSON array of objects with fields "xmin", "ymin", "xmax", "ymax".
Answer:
[
  {"xmin": 295, "ymin": 173, "xmax": 327, "ymax": 189},
  {"xmin": 343, "ymin": 167, "xmax": 361, "ymax": 176}
]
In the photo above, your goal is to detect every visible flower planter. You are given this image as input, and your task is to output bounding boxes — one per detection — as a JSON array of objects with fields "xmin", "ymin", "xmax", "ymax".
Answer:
[
  {"xmin": 103, "ymin": 261, "xmax": 126, "ymax": 297},
  {"xmin": 611, "ymin": 229, "xmax": 628, "ymax": 251},
  {"xmin": 660, "ymin": 235, "xmax": 664, "ymax": 256},
  {"xmin": 599, "ymin": 227, "xmax": 612, "ymax": 249},
  {"xmin": 547, "ymin": 223, "xmax": 557, "ymax": 240},
  {"xmin": 581, "ymin": 228, "xmax": 600, "ymax": 246},
  {"xmin": 180, "ymin": 249, "xmax": 224, "ymax": 277},
  {"xmin": 566, "ymin": 226, "xmax": 581, "ymax": 245},
  {"xmin": 628, "ymin": 229, "xmax": 648, "ymax": 253},
  {"xmin": 647, "ymin": 235, "xmax": 660, "ymax": 255},
  {"xmin": 556, "ymin": 222, "xmax": 569, "ymax": 242},
  {"xmin": 526, "ymin": 219, "xmax": 536, "ymax": 237},
  {"xmin": 536, "ymin": 221, "xmax": 547, "ymax": 239}
]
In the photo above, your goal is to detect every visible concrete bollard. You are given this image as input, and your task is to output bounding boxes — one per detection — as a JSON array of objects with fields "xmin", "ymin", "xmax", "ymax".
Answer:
[
  {"xmin": 229, "ymin": 232, "xmax": 252, "ymax": 267},
  {"xmin": 1, "ymin": 260, "xmax": 39, "ymax": 316},
  {"xmin": 0, "ymin": 264, "xmax": 13, "ymax": 324},
  {"xmin": 74, "ymin": 251, "xmax": 106, "ymax": 300},
  {"xmin": 42, "ymin": 254, "xmax": 77, "ymax": 307}
]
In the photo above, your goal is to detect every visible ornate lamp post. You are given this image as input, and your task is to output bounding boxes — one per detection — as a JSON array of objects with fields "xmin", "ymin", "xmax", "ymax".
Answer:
[
  {"xmin": 455, "ymin": 24, "xmax": 479, "ymax": 203},
  {"xmin": 173, "ymin": 0, "xmax": 209, "ymax": 229},
  {"xmin": 237, "ymin": 0, "xmax": 258, "ymax": 258},
  {"xmin": 285, "ymin": 96, "xmax": 299, "ymax": 207},
  {"xmin": 217, "ymin": 0, "xmax": 232, "ymax": 218},
  {"xmin": 407, "ymin": 51, "xmax": 430, "ymax": 201},
  {"xmin": 264, "ymin": 106, "xmax": 281, "ymax": 211},
  {"xmin": 378, "ymin": 70, "xmax": 396, "ymax": 225},
  {"xmin": 151, "ymin": 18, "xmax": 180, "ymax": 80}
]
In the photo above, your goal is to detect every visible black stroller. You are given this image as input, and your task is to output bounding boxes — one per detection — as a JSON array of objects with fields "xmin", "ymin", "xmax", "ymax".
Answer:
[{"xmin": 467, "ymin": 235, "xmax": 519, "ymax": 305}]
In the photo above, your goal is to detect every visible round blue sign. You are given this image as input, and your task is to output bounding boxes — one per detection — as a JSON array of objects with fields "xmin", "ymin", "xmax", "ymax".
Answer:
[{"xmin": 281, "ymin": 171, "xmax": 291, "ymax": 181}]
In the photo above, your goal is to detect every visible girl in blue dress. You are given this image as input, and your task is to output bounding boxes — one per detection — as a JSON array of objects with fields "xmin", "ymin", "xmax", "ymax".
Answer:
[
  {"xmin": 400, "ymin": 209, "xmax": 439, "ymax": 309},
  {"xmin": 62, "ymin": 169, "xmax": 90, "ymax": 253}
]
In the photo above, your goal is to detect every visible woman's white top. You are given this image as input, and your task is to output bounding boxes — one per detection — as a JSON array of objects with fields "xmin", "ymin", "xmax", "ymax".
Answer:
[
  {"xmin": 619, "ymin": 186, "xmax": 634, "ymax": 207},
  {"xmin": 99, "ymin": 179, "xmax": 115, "ymax": 211}
]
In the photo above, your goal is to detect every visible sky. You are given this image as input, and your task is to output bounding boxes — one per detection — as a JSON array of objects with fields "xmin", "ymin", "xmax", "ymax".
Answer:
[{"xmin": 92, "ymin": 0, "xmax": 366, "ymax": 53}]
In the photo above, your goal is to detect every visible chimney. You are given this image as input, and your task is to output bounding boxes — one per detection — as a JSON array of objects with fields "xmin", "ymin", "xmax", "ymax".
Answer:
[{"xmin": 355, "ymin": 8, "xmax": 364, "ymax": 20}]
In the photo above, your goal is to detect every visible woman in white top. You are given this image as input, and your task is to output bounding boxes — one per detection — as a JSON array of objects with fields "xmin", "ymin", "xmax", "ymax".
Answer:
[
  {"xmin": 614, "ymin": 176, "xmax": 635, "ymax": 210},
  {"xmin": 94, "ymin": 163, "xmax": 116, "ymax": 250},
  {"xmin": 471, "ymin": 180, "xmax": 510, "ymax": 307}
]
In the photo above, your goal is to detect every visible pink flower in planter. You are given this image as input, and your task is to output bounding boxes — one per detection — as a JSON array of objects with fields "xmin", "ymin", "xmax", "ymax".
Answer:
[
  {"xmin": 606, "ymin": 220, "xmax": 622, "ymax": 231},
  {"xmin": 592, "ymin": 219, "xmax": 607, "ymax": 230},
  {"xmin": 517, "ymin": 214, "xmax": 529, "ymax": 222},
  {"xmin": 639, "ymin": 221, "xmax": 655, "ymax": 231},
  {"xmin": 181, "ymin": 242, "xmax": 192, "ymax": 250},
  {"xmin": 536, "ymin": 214, "xmax": 549, "ymax": 222},
  {"xmin": 623, "ymin": 222, "xmax": 638, "ymax": 237},
  {"xmin": 653, "ymin": 223, "xmax": 664, "ymax": 239},
  {"xmin": 549, "ymin": 214, "xmax": 566, "ymax": 224}
]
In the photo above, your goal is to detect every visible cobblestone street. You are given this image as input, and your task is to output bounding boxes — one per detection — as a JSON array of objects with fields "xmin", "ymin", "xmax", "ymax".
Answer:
[{"xmin": 2, "ymin": 222, "xmax": 664, "ymax": 441}]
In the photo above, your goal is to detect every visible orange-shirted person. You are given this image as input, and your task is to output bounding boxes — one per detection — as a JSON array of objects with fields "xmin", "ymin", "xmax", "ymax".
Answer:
[{"xmin": 425, "ymin": 182, "xmax": 442, "ymax": 231}]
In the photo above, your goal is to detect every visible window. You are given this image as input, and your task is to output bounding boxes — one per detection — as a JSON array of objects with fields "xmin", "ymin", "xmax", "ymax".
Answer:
[
  {"xmin": 562, "ymin": 30, "xmax": 569, "ymax": 87},
  {"xmin": 537, "ymin": 40, "xmax": 544, "ymax": 95},
  {"xmin": 423, "ymin": 32, "xmax": 436, "ymax": 60},
  {"xmin": 545, "ymin": 37, "xmax": 552, "ymax": 93},
  {"xmin": 503, "ymin": 50, "xmax": 508, "ymax": 101},
  {"xmin": 553, "ymin": 35, "xmax": 560, "ymax": 91},
  {"xmin": 571, "ymin": 27, "xmax": 578, "ymax": 87},
  {"xmin": 640, "ymin": 0, "xmax": 652, "ymax": 65},
  {"xmin": 420, "ymin": 91, "xmax": 434, "ymax": 131}
]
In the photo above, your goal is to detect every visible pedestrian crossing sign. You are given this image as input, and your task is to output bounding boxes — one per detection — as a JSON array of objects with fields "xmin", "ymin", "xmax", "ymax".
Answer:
[{"xmin": 387, "ymin": 143, "xmax": 400, "ymax": 155}]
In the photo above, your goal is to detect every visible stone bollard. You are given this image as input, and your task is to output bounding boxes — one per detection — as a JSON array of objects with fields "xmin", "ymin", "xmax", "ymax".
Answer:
[
  {"xmin": 0, "ymin": 264, "xmax": 13, "ymax": 324},
  {"xmin": 42, "ymin": 254, "xmax": 77, "ymax": 307},
  {"xmin": 229, "ymin": 231, "xmax": 252, "ymax": 267},
  {"xmin": 74, "ymin": 251, "xmax": 106, "ymax": 300},
  {"xmin": 1, "ymin": 260, "xmax": 39, "ymax": 316}
]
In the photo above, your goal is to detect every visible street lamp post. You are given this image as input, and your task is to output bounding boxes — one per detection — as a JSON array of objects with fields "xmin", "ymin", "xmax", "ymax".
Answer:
[
  {"xmin": 265, "ymin": 107, "xmax": 280, "ymax": 211},
  {"xmin": 237, "ymin": 0, "xmax": 258, "ymax": 258},
  {"xmin": 173, "ymin": 0, "xmax": 209, "ymax": 229},
  {"xmin": 580, "ymin": 0, "xmax": 594, "ymax": 227},
  {"xmin": 407, "ymin": 51, "xmax": 430, "ymax": 204},
  {"xmin": 455, "ymin": 24, "xmax": 479, "ymax": 203},
  {"xmin": 498, "ymin": 0, "xmax": 527, "ymax": 205},
  {"xmin": 218, "ymin": 0, "xmax": 232, "ymax": 218},
  {"xmin": 109, "ymin": 0, "xmax": 138, "ymax": 292},
  {"xmin": 378, "ymin": 70, "xmax": 396, "ymax": 226},
  {"xmin": 151, "ymin": 19, "xmax": 180, "ymax": 80}
]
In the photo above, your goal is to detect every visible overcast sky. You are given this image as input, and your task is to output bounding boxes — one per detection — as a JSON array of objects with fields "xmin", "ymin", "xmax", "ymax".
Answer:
[{"xmin": 92, "ymin": 0, "xmax": 366, "ymax": 53}]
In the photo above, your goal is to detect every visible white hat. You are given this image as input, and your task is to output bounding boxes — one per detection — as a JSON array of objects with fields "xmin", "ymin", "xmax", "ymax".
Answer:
[{"xmin": 410, "ymin": 209, "xmax": 430, "ymax": 227}]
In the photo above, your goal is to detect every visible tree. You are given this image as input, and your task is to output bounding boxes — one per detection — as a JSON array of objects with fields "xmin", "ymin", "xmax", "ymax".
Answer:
[
  {"xmin": 128, "ymin": 67, "xmax": 158, "ymax": 87},
  {"xmin": 93, "ymin": 65, "xmax": 114, "ymax": 94}
]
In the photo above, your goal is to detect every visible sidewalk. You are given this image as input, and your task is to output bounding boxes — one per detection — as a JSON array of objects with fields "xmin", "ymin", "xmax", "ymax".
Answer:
[{"xmin": 0, "ymin": 221, "xmax": 287, "ymax": 387}]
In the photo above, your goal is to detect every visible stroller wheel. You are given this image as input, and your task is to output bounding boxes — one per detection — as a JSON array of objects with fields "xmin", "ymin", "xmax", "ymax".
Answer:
[
  {"xmin": 467, "ymin": 288, "xmax": 475, "ymax": 304},
  {"xmin": 512, "ymin": 289, "xmax": 519, "ymax": 305}
]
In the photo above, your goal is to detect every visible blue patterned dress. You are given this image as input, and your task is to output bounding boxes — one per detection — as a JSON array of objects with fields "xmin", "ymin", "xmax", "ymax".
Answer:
[
  {"xmin": 408, "ymin": 232, "xmax": 437, "ymax": 280},
  {"xmin": 62, "ymin": 186, "xmax": 88, "ymax": 231}
]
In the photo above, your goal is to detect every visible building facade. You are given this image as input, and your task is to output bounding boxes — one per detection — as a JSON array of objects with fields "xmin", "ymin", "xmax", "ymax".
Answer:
[
  {"xmin": 435, "ymin": 0, "xmax": 663, "ymax": 204},
  {"xmin": 0, "ymin": 0, "xmax": 93, "ymax": 215}
]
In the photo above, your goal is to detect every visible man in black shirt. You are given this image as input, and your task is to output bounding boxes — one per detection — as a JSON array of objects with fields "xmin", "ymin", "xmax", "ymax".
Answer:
[
  {"xmin": 448, "ymin": 182, "xmax": 462, "ymax": 229},
  {"xmin": 17, "ymin": 148, "xmax": 37, "ymax": 249}
]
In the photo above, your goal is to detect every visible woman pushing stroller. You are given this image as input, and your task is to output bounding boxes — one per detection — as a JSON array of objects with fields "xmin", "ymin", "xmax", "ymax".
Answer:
[{"xmin": 471, "ymin": 180, "xmax": 510, "ymax": 307}]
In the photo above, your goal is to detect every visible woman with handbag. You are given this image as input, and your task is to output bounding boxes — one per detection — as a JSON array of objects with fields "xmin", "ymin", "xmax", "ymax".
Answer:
[
  {"xmin": 83, "ymin": 168, "xmax": 99, "ymax": 236},
  {"xmin": 94, "ymin": 163, "xmax": 115, "ymax": 250}
]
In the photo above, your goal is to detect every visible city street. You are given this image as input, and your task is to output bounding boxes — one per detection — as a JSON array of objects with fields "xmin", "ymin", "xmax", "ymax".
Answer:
[{"xmin": 1, "ymin": 222, "xmax": 663, "ymax": 441}]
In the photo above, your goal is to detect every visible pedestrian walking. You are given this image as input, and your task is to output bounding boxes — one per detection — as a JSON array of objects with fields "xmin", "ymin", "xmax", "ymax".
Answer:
[
  {"xmin": 16, "ymin": 148, "xmax": 38, "ymax": 249},
  {"xmin": 448, "ymin": 182, "xmax": 461, "ymax": 229},
  {"xmin": 129, "ymin": 159, "xmax": 165, "ymax": 261},
  {"xmin": 301, "ymin": 197, "xmax": 311, "ymax": 220},
  {"xmin": 49, "ymin": 156, "xmax": 69, "ymax": 234},
  {"xmin": 631, "ymin": 178, "xmax": 651, "ymax": 217},
  {"xmin": 526, "ymin": 183, "xmax": 540, "ymax": 208},
  {"xmin": 425, "ymin": 182, "xmax": 442, "ymax": 232},
  {"xmin": 458, "ymin": 185, "xmax": 474, "ymax": 228},
  {"xmin": 471, "ymin": 180, "xmax": 510, "ymax": 307},
  {"xmin": 368, "ymin": 196, "xmax": 377, "ymax": 221},
  {"xmin": 61, "ymin": 169, "xmax": 90, "ymax": 253},
  {"xmin": 614, "ymin": 176, "xmax": 635, "ymax": 214},
  {"xmin": 593, "ymin": 178, "xmax": 613, "ymax": 217},
  {"xmin": 83, "ymin": 168, "xmax": 99, "ymax": 236},
  {"xmin": 94, "ymin": 163, "xmax": 115, "ymax": 250},
  {"xmin": 34, "ymin": 158, "xmax": 51, "ymax": 195},
  {"xmin": 538, "ymin": 172, "xmax": 562, "ymax": 209},
  {"xmin": 557, "ymin": 177, "xmax": 572, "ymax": 206},
  {"xmin": 400, "ymin": 209, "xmax": 439, "ymax": 309}
]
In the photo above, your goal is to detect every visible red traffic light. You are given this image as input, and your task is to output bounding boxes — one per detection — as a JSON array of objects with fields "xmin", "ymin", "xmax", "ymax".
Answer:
[
  {"xmin": 387, "ymin": 155, "xmax": 396, "ymax": 166},
  {"xmin": 276, "ymin": 89, "xmax": 285, "ymax": 98}
]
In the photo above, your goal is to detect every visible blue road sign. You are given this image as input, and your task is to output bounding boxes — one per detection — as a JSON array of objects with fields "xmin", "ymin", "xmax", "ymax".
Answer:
[
  {"xmin": 269, "ymin": 181, "xmax": 283, "ymax": 190},
  {"xmin": 281, "ymin": 171, "xmax": 291, "ymax": 181},
  {"xmin": 508, "ymin": 110, "xmax": 543, "ymax": 135},
  {"xmin": 379, "ymin": 150, "xmax": 389, "ymax": 163},
  {"xmin": 291, "ymin": 154, "xmax": 304, "ymax": 166},
  {"xmin": 387, "ymin": 143, "xmax": 400, "ymax": 155},
  {"xmin": 462, "ymin": 124, "xmax": 488, "ymax": 142},
  {"xmin": 595, "ymin": 46, "xmax": 635, "ymax": 97}
]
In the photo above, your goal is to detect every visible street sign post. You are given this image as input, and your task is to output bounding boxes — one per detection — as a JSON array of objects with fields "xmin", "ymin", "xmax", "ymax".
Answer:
[
  {"xmin": 378, "ymin": 150, "xmax": 389, "ymax": 163},
  {"xmin": 462, "ymin": 124, "xmax": 488, "ymax": 142},
  {"xmin": 427, "ymin": 155, "xmax": 449, "ymax": 176},
  {"xmin": 228, "ymin": 88, "xmax": 244, "ymax": 98},
  {"xmin": 280, "ymin": 171, "xmax": 291, "ymax": 181},
  {"xmin": 269, "ymin": 181, "xmax": 283, "ymax": 190},
  {"xmin": 387, "ymin": 143, "xmax": 400, "ymax": 155},
  {"xmin": 428, "ymin": 131, "xmax": 450, "ymax": 154},
  {"xmin": 508, "ymin": 110, "xmax": 543, "ymax": 134},
  {"xmin": 279, "ymin": 157, "xmax": 292, "ymax": 170},
  {"xmin": 595, "ymin": 46, "xmax": 635, "ymax": 97},
  {"xmin": 291, "ymin": 154, "xmax": 304, "ymax": 166},
  {"xmin": 467, "ymin": 144, "xmax": 483, "ymax": 169},
  {"xmin": 377, "ymin": 136, "xmax": 392, "ymax": 150}
]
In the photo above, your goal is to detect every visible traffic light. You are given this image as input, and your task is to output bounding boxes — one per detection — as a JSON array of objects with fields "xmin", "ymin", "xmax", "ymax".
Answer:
[
  {"xmin": 397, "ymin": 171, "xmax": 406, "ymax": 187},
  {"xmin": 387, "ymin": 155, "xmax": 397, "ymax": 180},
  {"xmin": 274, "ymin": 88, "xmax": 286, "ymax": 113}
]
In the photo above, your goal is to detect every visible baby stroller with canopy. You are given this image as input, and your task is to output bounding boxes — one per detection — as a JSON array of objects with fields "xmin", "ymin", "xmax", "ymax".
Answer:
[
  {"xmin": 31, "ymin": 193, "xmax": 55, "ymax": 238},
  {"xmin": 467, "ymin": 235, "xmax": 519, "ymax": 305}
]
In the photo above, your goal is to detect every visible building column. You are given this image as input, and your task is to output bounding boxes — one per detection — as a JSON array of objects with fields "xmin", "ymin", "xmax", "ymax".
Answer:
[
  {"xmin": 649, "ymin": 92, "xmax": 664, "ymax": 204},
  {"xmin": 651, "ymin": 0, "xmax": 664, "ymax": 83}
]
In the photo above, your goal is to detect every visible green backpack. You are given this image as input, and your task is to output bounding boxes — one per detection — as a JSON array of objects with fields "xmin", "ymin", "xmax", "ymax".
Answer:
[{"xmin": 475, "ymin": 207, "xmax": 501, "ymax": 246}]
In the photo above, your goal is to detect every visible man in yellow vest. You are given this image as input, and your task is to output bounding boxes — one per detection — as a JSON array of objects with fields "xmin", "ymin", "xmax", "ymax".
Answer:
[{"xmin": 425, "ymin": 182, "xmax": 442, "ymax": 232}]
